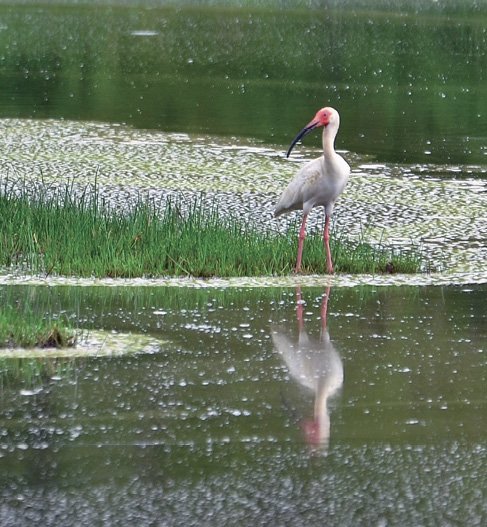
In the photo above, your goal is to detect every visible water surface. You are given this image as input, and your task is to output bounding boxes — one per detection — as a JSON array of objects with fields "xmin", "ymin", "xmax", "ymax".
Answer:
[
  {"xmin": 1, "ymin": 284, "xmax": 486, "ymax": 525},
  {"xmin": 0, "ymin": 1, "xmax": 486, "ymax": 164}
]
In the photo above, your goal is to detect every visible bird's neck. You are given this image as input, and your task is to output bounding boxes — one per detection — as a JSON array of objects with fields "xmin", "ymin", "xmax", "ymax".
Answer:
[{"xmin": 322, "ymin": 125, "xmax": 338, "ymax": 158}]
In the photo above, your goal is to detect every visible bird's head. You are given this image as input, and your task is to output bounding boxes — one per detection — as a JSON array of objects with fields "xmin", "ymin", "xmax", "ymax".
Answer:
[{"xmin": 286, "ymin": 106, "xmax": 340, "ymax": 158}]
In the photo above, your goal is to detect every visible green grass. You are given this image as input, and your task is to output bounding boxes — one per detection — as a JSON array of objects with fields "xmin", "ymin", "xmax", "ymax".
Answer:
[
  {"xmin": 0, "ymin": 182, "xmax": 421, "ymax": 277},
  {"xmin": 0, "ymin": 303, "xmax": 75, "ymax": 349}
]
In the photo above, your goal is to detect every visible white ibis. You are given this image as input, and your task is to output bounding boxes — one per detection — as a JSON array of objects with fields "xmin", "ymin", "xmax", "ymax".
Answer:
[
  {"xmin": 272, "ymin": 287, "xmax": 343, "ymax": 451},
  {"xmin": 275, "ymin": 107, "xmax": 350, "ymax": 273}
]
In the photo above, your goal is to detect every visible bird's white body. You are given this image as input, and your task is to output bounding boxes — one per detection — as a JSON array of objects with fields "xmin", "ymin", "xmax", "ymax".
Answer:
[
  {"xmin": 274, "ymin": 153, "xmax": 350, "ymax": 218},
  {"xmin": 274, "ymin": 106, "xmax": 350, "ymax": 273}
]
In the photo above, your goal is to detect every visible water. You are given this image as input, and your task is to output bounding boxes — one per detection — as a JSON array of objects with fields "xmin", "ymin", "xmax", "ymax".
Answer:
[
  {"xmin": 0, "ymin": 1, "xmax": 486, "ymax": 164},
  {"xmin": 0, "ymin": 1, "xmax": 486, "ymax": 524},
  {"xmin": 0, "ymin": 284, "xmax": 486, "ymax": 525}
]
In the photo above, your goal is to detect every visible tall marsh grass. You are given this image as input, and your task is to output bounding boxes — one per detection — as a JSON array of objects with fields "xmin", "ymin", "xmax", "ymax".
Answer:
[{"xmin": 0, "ymin": 182, "xmax": 420, "ymax": 277}]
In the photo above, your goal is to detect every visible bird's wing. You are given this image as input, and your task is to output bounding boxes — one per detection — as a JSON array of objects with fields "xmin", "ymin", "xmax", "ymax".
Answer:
[{"xmin": 274, "ymin": 158, "xmax": 324, "ymax": 217}]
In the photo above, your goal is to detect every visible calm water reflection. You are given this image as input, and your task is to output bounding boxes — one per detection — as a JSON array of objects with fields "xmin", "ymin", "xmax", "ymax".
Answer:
[
  {"xmin": 272, "ymin": 287, "xmax": 343, "ymax": 452},
  {"xmin": 0, "ymin": 2, "xmax": 485, "ymax": 164},
  {"xmin": 1, "ymin": 284, "xmax": 485, "ymax": 525}
]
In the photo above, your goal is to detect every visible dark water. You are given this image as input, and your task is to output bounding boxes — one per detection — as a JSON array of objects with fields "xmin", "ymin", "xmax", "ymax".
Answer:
[
  {"xmin": 0, "ymin": 1, "xmax": 486, "ymax": 164},
  {"xmin": 1, "ymin": 284, "xmax": 486, "ymax": 525}
]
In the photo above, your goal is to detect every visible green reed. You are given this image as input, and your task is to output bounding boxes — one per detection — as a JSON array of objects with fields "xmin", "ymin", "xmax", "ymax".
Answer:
[{"xmin": 0, "ymin": 183, "xmax": 420, "ymax": 278}]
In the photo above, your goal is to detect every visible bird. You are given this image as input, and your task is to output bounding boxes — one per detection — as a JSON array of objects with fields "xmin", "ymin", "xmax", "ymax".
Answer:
[
  {"xmin": 274, "ymin": 106, "xmax": 350, "ymax": 274},
  {"xmin": 272, "ymin": 287, "xmax": 343, "ymax": 451}
]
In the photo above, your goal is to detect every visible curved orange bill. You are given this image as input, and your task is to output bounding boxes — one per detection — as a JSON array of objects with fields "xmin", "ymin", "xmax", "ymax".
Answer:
[{"xmin": 286, "ymin": 121, "xmax": 319, "ymax": 158}]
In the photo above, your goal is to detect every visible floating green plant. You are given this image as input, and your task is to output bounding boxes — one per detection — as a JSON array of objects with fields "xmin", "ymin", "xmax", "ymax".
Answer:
[{"xmin": 0, "ymin": 182, "xmax": 421, "ymax": 278}]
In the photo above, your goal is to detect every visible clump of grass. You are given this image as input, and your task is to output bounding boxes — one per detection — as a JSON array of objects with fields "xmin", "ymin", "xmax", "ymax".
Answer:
[
  {"xmin": 311, "ymin": 231, "xmax": 421, "ymax": 275},
  {"xmin": 0, "ymin": 303, "xmax": 75, "ymax": 349},
  {"xmin": 0, "ymin": 182, "xmax": 421, "ymax": 277}
]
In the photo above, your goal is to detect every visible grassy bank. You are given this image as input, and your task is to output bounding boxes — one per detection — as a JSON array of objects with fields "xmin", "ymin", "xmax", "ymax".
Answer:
[{"xmin": 0, "ymin": 183, "xmax": 420, "ymax": 277}]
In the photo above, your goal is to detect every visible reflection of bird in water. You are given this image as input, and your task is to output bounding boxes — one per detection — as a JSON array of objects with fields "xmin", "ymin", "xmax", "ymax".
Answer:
[{"xmin": 272, "ymin": 287, "xmax": 343, "ymax": 451}]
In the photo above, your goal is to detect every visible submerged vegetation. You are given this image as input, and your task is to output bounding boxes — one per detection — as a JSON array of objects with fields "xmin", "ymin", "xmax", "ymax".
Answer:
[{"xmin": 0, "ymin": 182, "xmax": 420, "ymax": 277}]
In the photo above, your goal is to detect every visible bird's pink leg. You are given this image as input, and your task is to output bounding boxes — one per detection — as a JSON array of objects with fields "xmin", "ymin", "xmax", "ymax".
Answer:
[
  {"xmin": 295, "ymin": 213, "xmax": 308, "ymax": 273},
  {"xmin": 323, "ymin": 215, "xmax": 333, "ymax": 274}
]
